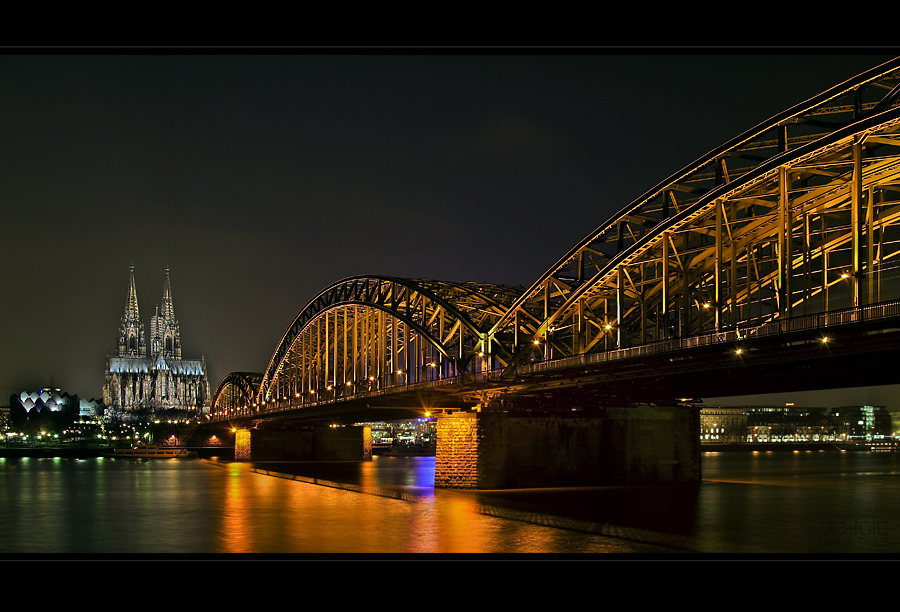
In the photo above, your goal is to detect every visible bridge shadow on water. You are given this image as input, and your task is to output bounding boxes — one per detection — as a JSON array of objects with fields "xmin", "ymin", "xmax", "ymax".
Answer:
[
  {"xmin": 216, "ymin": 451, "xmax": 900, "ymax": 555},
  {"xmin": 224, "ymin": 456, "xmax": 704, "ymax": 553},
  {"xmin": 469, "ymin": 484, "xmax": 703, "ymax": 549}
]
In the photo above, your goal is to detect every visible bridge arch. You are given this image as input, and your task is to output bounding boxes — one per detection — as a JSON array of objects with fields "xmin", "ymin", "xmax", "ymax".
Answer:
[
  {"xmin": 258, "ymin": 276, "xmax": 523, "ymax": 405},
  {"xmin": 211, "ymin": 57, "xmax": 900, "ymax": 423},
  {"xmin": 211, "ymin": 371, "xmax": 262, "ymax": 419},
  {"xmin": 488, "ymin": 57, "xmax": 900, "ymax": 366}
]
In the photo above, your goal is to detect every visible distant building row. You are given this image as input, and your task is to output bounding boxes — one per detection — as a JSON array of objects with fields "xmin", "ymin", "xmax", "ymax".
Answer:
[
  {"xmin": 700, "ymin": 404, "xmax": 897, "ymax": 443},
  {"xmin": 6, "ymin": 388, "xmax": 104, "ymax": 434}
]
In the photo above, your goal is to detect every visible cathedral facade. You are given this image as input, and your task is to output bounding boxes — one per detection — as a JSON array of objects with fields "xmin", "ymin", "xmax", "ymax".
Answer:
[{"xmin": 103, "ymin": 266, "xmax": 211, "ymax": 414}]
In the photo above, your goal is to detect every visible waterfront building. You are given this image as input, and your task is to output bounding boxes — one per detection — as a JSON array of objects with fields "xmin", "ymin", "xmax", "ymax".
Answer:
[
  {"xmin": 829, "ymin": 405, "xmax": 892, "ymax": 440},
  {"xmin": 890, "ymin": 409, "xmax": 900, "ymax": 437},
  {"xmin": 102, "ymin": 266, "xmax": 210, "ymax": 415},
  {"xmin": 745, "ymin": 405, "xmax": 831, "ymax": 442},
  {"xmin": 362, "ymin": 418, "xmax": 438, "ymax": 453},
  {"xmin": 699, "ymin": 407, "xmax": 748, "ymax": 443},
  {"xmin": 7, "ymin": 388, "xmax": 79, "ymax": 434},
  {"xmin": 79, "ymin": 397, "xmax": 104, "ymax": 418},
  {"xmin": 700, "ymin": 404, "xmax": 841, "ymax": 443}
]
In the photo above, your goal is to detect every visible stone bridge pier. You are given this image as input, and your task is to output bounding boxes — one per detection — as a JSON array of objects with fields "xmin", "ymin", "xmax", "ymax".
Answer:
[
  {"xmin": 234, "ymin": 424, "xmax": 372, "ymax": 462},
  {"xmin": 229, "ymin": 406, "xmax": 699, "ymax": 490},
  {"xmin": 434, "ymin": 406, "xmax": 700, "ymax": 489}
]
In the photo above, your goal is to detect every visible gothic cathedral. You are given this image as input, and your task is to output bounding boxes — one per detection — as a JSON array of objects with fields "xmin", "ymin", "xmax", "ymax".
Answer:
[{"xmin": 103, "ymin": 266, "xmax": 211, "ymax": 414}]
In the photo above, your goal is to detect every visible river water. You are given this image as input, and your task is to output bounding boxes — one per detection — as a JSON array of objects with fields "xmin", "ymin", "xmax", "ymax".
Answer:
[{"xmin": 1, "ymin": 450, "xmax": 898, "ymax": 555}]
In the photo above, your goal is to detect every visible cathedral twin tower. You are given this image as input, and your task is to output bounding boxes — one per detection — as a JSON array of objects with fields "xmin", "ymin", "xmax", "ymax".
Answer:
[{"xmin": 103, "ymin": 266, "xmax": 210, "ymax": 414}]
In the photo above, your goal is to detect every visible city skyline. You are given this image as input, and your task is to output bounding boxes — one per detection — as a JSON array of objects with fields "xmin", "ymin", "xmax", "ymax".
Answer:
[{"xmin": 3, "ymin": 48, "xmax": 899, "ymax": 407}]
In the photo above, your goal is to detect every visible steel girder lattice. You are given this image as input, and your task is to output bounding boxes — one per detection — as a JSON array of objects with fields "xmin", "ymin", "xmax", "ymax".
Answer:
[
  {"xmin": 250, "ymin": 276, "xmax": 523, "ymax": 412},
  {"xmin": 487, "ymin": 57, "xmax": 900, "ymax": 369},
  {"xmin": 213, "ymin": 57, "xmax": 900, "ymax": 419},
  {"xmin": 211, "ymin": 372, "xmax": 262, "ymax": 420}
]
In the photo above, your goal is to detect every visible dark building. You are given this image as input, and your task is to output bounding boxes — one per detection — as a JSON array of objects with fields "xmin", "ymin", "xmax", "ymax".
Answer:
[
  {"xmin": 8, "ymin": 388, "xmax": 79, "ymax": 435},
  {"xmin": 829, "ymin": 405, "xmax": 892, "ymax": 440}
]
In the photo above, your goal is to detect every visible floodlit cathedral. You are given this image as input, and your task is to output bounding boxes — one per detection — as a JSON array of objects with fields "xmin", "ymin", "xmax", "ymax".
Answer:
[{"xmin": 103, "ymin": 266, "xmax": 211, "ymax": 414}]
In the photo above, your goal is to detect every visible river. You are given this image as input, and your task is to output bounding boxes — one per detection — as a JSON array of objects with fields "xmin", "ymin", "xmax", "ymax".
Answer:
[{"xmin": 1, "ymin": 449, "xmax": 898, "ymax": 555}]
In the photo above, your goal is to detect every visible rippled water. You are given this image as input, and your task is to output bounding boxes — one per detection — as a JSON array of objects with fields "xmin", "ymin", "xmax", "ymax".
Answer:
[{"xmin": 1, "ymin": 450, "xmax": 898, "ymax": 555}]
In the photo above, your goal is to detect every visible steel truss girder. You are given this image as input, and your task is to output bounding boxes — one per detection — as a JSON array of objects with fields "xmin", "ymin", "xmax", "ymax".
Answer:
[
  {"xmin": 211, "ymin": 371, "xmax": 262, "ymax": 418},
  {"xmin": 212, "ymin": 58, "xmax": 900, "ymax": 421},
  {"xmin": 488, "ymin": 57, "xmax": 900, "ymax": 367},
  {"xmin": 548, "ymin": 113, "xmax": 900, "ymax": 354},
  {"xmin": 258, "ymin": 276, "xmax": 523, "ymax": 405}
]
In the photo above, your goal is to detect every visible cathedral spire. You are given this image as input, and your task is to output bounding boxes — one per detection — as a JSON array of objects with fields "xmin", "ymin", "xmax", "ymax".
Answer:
[
  {"xmin": 124, "ymin": 263, "xmax": 140, "ymax": 323},
  {"xmin": 161, "ymin": 267, "xmax": 176, "ymax": 324},
  {"xmin": 150, "ymin": 268, "xmax": 181, "ymax": 359},
  {"xmin": 118, "ymin": 264, "xmax": 146, "ymax": 358},
  {"xmin": 105, "ymin": 265, "xmax": 209, "ymax": 415}
]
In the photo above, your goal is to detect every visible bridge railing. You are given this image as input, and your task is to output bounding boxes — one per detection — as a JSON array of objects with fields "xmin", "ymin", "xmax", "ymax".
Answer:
[
  {"xmin": 520, "ymin": 298, "xmax": 900, "ymax": 376},
  {"xmin": 214, "ymin": 299, "xmax": 900, "ymax": 420},
  {"xmin": 223, "ymin": 369, "xmax": 510, "ymax": 418}
]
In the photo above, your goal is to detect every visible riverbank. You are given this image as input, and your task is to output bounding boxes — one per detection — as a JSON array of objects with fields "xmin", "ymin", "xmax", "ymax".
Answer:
[
  {"xmin": 700, "ymin": 442, "xmax": 878, "ymax": 452},
  {"xmin": 0, "ymin": 446, "xmax": 234, "ymax": 459},
  {"xmin": 0, "ymin": 441, "xmax": 884, "ymax": 459}
]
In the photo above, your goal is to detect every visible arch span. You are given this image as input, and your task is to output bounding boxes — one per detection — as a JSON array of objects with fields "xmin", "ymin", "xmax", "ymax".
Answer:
[
  {"xmin": 212, "ymin": 57, "xmax": 900, "ymax": 421},
  {"xmin": 211, "ymin": 372, "xmax": 262, "ymax": 419},
  {"xmin": 257, "ymin": 276, "xmax": 523, "ymax": 406}
]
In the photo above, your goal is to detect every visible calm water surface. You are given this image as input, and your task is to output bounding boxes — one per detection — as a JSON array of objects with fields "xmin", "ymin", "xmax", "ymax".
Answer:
[{"xmin": 2, "ymin": 450, "xmax": 898, "ymax": 555}]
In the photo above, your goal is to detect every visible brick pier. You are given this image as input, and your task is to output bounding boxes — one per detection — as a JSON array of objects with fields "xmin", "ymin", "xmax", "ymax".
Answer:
[{"xmin": 435, "ymin": 406, "xmax": 700, "ymax": 489}]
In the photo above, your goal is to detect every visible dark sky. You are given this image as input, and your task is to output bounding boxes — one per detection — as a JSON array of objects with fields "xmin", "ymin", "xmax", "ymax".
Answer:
[{"xmin": 3, "ymin": 48, "xmax": 898, "ymax": 408}]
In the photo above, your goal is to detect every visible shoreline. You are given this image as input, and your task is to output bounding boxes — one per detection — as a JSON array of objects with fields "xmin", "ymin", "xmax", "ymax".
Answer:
[
  {"xmin": 0, "ymin": 446, "xmax": 234, "ymax": 459},
  {"xmin": 701, "ymin": 442, "xmax": 887, "ymax": 452},
  {"xmin": 0, "ymin": 441, "xmax": 883, "ymax": 459}
]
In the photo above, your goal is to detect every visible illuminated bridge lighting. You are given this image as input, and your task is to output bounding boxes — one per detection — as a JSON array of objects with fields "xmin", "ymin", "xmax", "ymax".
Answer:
[{"xmin": 210, "ymin": 58, "xmax": 900, "ymax": 420}]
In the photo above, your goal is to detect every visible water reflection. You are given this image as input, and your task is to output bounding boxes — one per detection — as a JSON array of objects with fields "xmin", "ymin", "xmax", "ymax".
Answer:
[
  {"xmin": 1, "ymin": 451, "xmax": 898, "ymax": 554},
  {"xmin": 217, "ymin": 459, "xmax": 657, "ymax": 553},
  {"xmin": 695, "ymin": 451, "xmax": 900, "ymax": 553}
]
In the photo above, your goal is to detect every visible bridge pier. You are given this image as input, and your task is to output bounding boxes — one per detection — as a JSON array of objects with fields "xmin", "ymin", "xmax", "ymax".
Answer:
[
  {"xmin": 435, "ymin": 406, "xmax": 700, "ymax": 489},
  {"xmin": 234, "ymin": 425, "xmax": 372, "ymax": 462}
]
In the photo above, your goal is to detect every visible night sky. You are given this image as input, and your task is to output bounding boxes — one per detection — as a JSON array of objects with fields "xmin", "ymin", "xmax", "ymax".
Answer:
[{"xmin": 3, "ymin": 49, "xmax": 898, "ymax": 408}]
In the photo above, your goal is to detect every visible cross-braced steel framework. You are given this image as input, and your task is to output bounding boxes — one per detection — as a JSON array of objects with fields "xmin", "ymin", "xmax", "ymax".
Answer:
[
  {"xmin": 213, "ymin": 57, "xmax": 900, "ymax": 419},
  {"xmin": 235, "ymin": 276, "xmax": 522, "ymax": 413},
  {"xmin": 211, "ymin": 372, "xmax": 262, "ymax": 419},
  {"xmin": 487, "ymin": 57, "xmax": 900, "ymax": 367}
]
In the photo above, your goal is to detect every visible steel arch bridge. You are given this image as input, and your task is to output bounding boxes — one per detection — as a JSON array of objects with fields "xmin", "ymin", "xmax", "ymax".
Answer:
[
  {"xmin": 488, "ymin": 57, "xmax": 900, "ymax": 365},
  {"xmin": 211, "ymin": 372, "xmax": 262, "ymax": 417},
  {"xmin": 213, "ymin": 57, "xmax": 900, "ymax": 421},
  {"xmin": 212, "ymin": 276, "xmax": 524, "ymax": 419}
]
